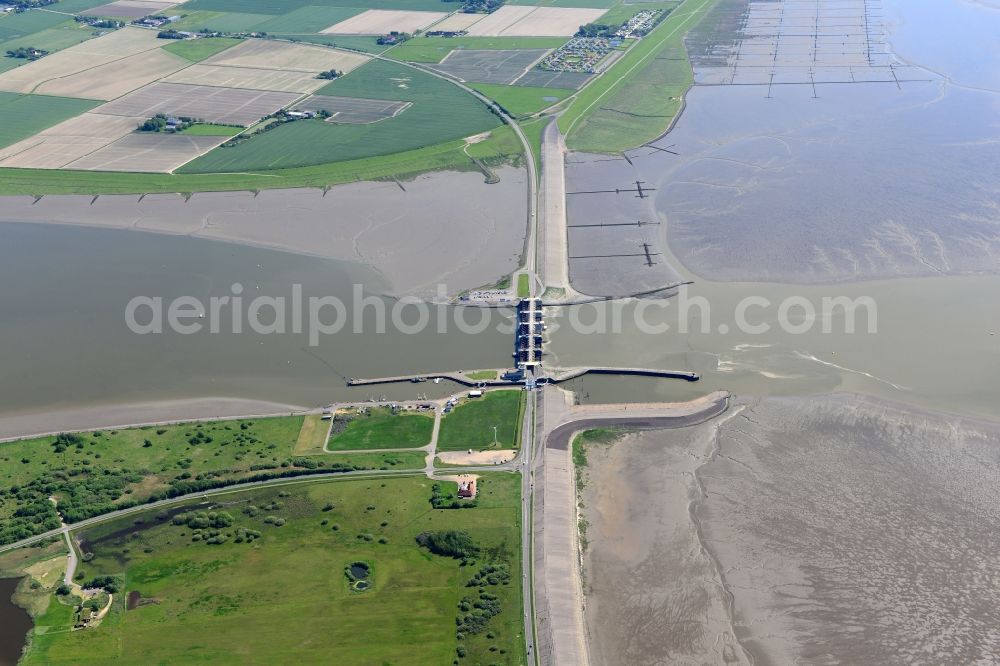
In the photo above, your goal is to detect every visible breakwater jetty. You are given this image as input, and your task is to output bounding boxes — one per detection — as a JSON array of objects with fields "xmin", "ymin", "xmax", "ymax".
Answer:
[{"xmin": 346, "ymin": 299, "xmax": 699, "ymax": 389}]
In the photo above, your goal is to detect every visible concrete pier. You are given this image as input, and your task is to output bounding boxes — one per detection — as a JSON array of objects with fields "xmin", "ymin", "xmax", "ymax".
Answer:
[
  {"xmin": 346, "ymin": 366, "xmax": 698, "ymax": 388},
  {"xmin": 345, "ymin": 371, "xmax": 509, "ymax": 388}
]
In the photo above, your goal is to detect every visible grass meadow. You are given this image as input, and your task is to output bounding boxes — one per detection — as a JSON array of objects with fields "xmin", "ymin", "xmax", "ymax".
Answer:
[
  {"xmin": 437, "ymin": 390, "xmax": 524, "ymax": 452},
  {"xmin": 471, "ymin": 82, "xmax": 571, "ymax": 117},
  {"xmin": 327, "ymin": 407, "xmax": 434, "ymax": 451},
  {"xmin": 20, "ymin": 474, "xmax": 524, "ymax": 665}
]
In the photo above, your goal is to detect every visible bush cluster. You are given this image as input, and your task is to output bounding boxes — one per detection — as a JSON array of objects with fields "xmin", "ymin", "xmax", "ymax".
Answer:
[{"xmin": 416, "ymin": 530, "xmax": 479, "ymax": 559}]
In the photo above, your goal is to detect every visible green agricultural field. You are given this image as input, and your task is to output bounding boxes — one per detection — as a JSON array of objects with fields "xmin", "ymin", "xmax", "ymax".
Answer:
[
  {"xmin": 438, "ymin": 390, "xmax": 524, "ymax": 452},
  {"xmin": 0, "ymin": 416, "xmax": 424, "ymax": 546},
  {"xmin": 162, "ymin": 36, "xmax": 242, "ymax": 62},
  {"xmin": 20, "ymin": 474, "xmax": 524, "ymax": 665},
  {"xmin": 0, "ymin": 92, "xmax": 99, "ymax": 149},
  {"xmin": 168, "ymin": 10, "xmax": 272, "ymax": 32},
  {"xmin": 472, "ymin": 82, "xmax": 571, "ymax": 117},
  {"xmin": 55, "ymin": 0, "xmax": 118, "ymax": 11},
  {"xmin": 180, "ymin": 59, "xmax": 503, "ymax": 172},
  {"xmin": 254, "ymin": 6, "xmax": 363, "ymax": 33},
  {"xmin": 389, "ymin": 35, "xmax": 568, "ymax": 63},
  {"xmin": 328, "ymin": 407, "xmax": 434, "ymax": 450},
  {"xmin": 0, "ymin": 8, "xmax": 71, "ymax": 35},
  {"xmin": 558, "ymin": 0, "xmax": 715, "ymax": 152},
  {"xmin": 0, "ymin": 128, "xmax": 523, "ymax": 195},
  {"xmin": 0, "ymin": 56, "xmax": 21, "ymax": 72},
  {"xmin": 0, "ymin": 22, "xmax": 97, "ymax": 53}
]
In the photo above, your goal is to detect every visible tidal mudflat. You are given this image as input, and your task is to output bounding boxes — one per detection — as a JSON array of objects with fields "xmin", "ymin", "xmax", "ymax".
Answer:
[
  {"xmin": 563, "ymin": 0, "xmax": 1000, "ymax": 292},
  {"xmin": 0, "ymin": 167, "xmax": 527, "ymax": 297},
  {"xmin": 580, "ymin": 394, "xmax": 1000, "ymax": 665}
]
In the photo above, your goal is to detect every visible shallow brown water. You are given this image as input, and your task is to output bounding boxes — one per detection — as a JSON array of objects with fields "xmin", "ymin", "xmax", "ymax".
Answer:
[{"xmin": 0, "ymin": 578, "xmax": 31, "ymax": 666}]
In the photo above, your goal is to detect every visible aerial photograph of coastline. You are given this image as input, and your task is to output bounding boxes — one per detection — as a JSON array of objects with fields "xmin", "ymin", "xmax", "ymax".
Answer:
[{"xmin": 0, "ymin": 0, "xmax": 997, "ymax": 664}]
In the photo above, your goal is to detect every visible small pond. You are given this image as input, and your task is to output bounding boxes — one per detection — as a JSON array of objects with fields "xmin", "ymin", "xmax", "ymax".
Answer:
[{"xmin": 0, "ymin": 578, "xmax": 31, "ymax": 666}]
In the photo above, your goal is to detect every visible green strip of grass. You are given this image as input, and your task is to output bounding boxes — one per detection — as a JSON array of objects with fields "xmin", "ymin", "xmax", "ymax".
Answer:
[
  {"xmin": 465, "ymin": 370, "xmax": 499, "ymax": 380},
  {"xmin": 438, "ymin": 390, "xmax": 524, "ymax": 452},
  {"xmin": 516, "ymin": 273, "xmax": 530, "ymax": 298},
  {"xmin": 519, "ymin": 116, "xmax": 546, "ymax": 178},
  {"xmin": 180, "ymin": 122, "xmax": 243, "ymax": 136},
  {"xmin": 313, "ymin": 450, "xmax": 426, "ymax": 469},
  {"xmin": 558, "ymin": 0, "xmax": 716, "ymax": 152},
  {"xmin": 162, "ymin": 37, "xmax": 242, "ymax": 62},
  {"xmin": 327, "ymin": 407, "xmax": 434, "ymax": 450}
]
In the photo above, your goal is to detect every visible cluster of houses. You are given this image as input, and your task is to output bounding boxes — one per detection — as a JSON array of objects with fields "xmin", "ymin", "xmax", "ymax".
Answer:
[
  {"xmin": 133, "ymin": 14, "xmax": 180, "ymax": 28},
  {"xmin": 538, "ymin": 37, "xmax": 618, "ymax": 74},
  {"xmin": 614, "ymin": 9, "xmax": 661, "ymax": 39}
]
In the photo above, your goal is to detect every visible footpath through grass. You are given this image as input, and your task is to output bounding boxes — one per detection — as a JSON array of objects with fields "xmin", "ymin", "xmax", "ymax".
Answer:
[
  {"xmin": 19, "ymin": 474, "xmax": 524, "ymax": 666},
  {"xmin": 327, "ymin": 407, "xmax": 434, "ymax": 450},
  {"xmin": 0, "ymin": 416, "xmax": 424, "ymax": 546},
  {"xmin": 438, "ymin": 390, "xmax": 524, "ymax": 452},
  {"xmin": 558, "ymin": 0, "xmax": 716, "ymax": 152}
]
